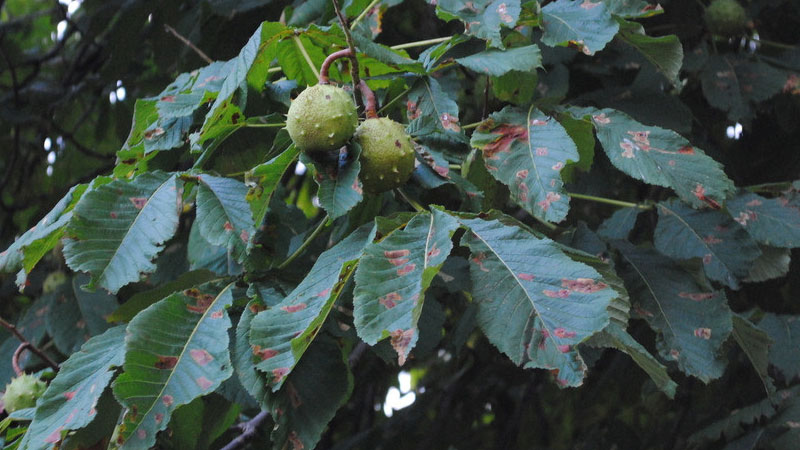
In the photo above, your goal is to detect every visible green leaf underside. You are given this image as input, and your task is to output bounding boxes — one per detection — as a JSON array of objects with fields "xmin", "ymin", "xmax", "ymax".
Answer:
[
  {"xmin": 459, "ymin": 217, "xmax": 615, "ymax": 387},
  {"xmin": 758, "ymin": 313, "xmax": 800, "ymax": 381},
  {"xmin": 655, "ymin": 199, "xmax": 761, "ymax": 289},
  {"xmin": 45, "ymin": 275, "xmax": 117, "ymax": 355},
  {"xmin": 615, "ymin": 242, "xmax": 732, "ymax": 382},
  {"xmin": 455, "ymin": 45, "xmax": 542, "ymax": 77},
  {"xmin": 471, "ymin": 106, "xmax": 578, "ymax": 223},
  {"xmin": 111, "ymin": 283, "xmax": 235, "ymax": 450},
  {"xmin": 353, "ymin": 209, "xmax": 459, "ymax": 365},
  {"xmin": 18, "ymin": 326, "xmax": 126, "ymax": 450},
  {"xmin": 580, "ymin": 108, "xmax": 735, "ymax": 209},
  {"xmin": 731, "ymin": 314, "xmax": 776, "ymax": 396},
  {"xmin": 196, "ymin": 174, "xmax": 255, "ymax": 263},
  {"xmin": 585, "ymin": 323, "xmax": 677, "ymax": 398},
  {"xmin": 314, "ymin": 143, "xmax": 364, "ymax": 220},
  {"xmin": 616, "ymin": 19, "xmax": 683, "ymax": 86},
  {"xmin": 727, "ymin": 191, "xmax": 800, "ymax": 248},
  {"xmin": 63, "ymin": 172, "xmax": 180, "ymax": 294},
  {"xmin": 235, "ymin": 298, "xmax": 274, "ymax": 409},
  {"xmin": 745, "ymin": 246, "xmax": 791, "ymax": 282},
  {"xmin": 435, "ymin": 0, "xmax": 521, "ymax": 48},
  {"xmin": 540, "ymin": 0, "xmax": 619, "ymax": 56},
  {"xmin": 249, "ymin": 224, "xmax": 376, "ymax": 390}
]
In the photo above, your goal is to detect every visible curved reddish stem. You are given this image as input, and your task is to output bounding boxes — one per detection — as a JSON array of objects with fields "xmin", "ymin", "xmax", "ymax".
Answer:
[
  {"xmin": 319, "ymin": 49, "xmax": 354, "ymax": 85},
  {"xmin": 12, "ymin": 343, "xmax": 29, "ymax": 376},
  {"xmin": 358, "ymin": 80, "xmax": 378, "ymax": 119}
]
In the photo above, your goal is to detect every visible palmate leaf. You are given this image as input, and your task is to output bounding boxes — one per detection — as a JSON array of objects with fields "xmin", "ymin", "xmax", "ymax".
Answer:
[
  {"xmin": 312, "ymin": 143, "xmax": 364, "ymax": 221},
  {"xmin": 18, "ymin": 326, "xmax": 125, "ymax": 450},
  {"xmin": 455, "ymin": 45, "xmax": 542, "ymax": 77},
  {"xmin": 727, "ymin": 191, "xmax": 800, "ymax": 248},
  {"xmin": 615, "ymin": 242, "xmax": 732, "ymax": 382},
  {"xmin": 655, "ymin": 198, "xmax": 761, "ymax": 289},
  {"xmin": 435, "ymin": 0, "xmax": 520, "ymax": 48},
  {"xmin": 731, "ymin": 314, "xmax": 776, "ymax": 396},
  {"xmin": 458, "ymin": 216, "xmax": 616, "ymax": 387},
  {"xmin": 758, "ymin": 313, "xmax": 800, "ymax": 382},
  {"xmin": 111, "ymin": 283, "xmax": 235, "ymax": 450},
  {"xmin": 195, "ymin": 174, "xmax": 255, "ymax": 263},
  {"xmin": 540, "ymin": 0, "xmax": 619, "ymax": 56},
  {"xmin": 63, "ymin": 172, "xmax": 181, "ymax": 294},
  {"xmin": 353, "ymin": 209, "xmax": 459, "ymax": 365},
  {"xmin": 576, "ymin": 107, "xmax": 735, "ymax": 209},
  {"xmin": 249, "ymin": 224, "xmax": 376, "ymax": 390},
  {"xmin": 44, "ymin": 275, "xmax": 117, "ymax": 355},
  {"xmin": 471, "ymin": 105, "xmax": 578, "ymax": 223}
]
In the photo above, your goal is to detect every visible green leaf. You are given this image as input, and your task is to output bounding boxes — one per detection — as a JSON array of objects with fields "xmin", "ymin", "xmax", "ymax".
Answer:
[
  {"xmin": 655, "ymin": 198, "xmax": 761, "ymax": 289},
  {"xmin": 540, "ymin": 0, "xmax": 619, "ymax": 56},
  {"xmin": 234, "ymin": 299, "xmax": 274, "ymax": 408},
  {"xmin": 758, "ymin": 313, "xmax": 800, "ymax": 381},
  {"xmin": 351, "ymin": 30, "xmax": 426, "ymax": 73},
  {"xmin": 44, "ymin": 275, "xmax": 117, "ymax": 354},
  {"xmin": 170, "ymin": 396, "xmax": 239, "ymax": 450},
  {"xmin": 246, "ymin": 145, "xmax": 301, "ymax": 227},
  {"xmin": 688, "ymin": 395, "xmax": 777, "ymax": 444},
  {"xmin": 458, "ymin": 216, "xmax": 615, "ymax": 387},
  {"xmin": 63, "ymin": 172, "xmax": 181, "ymax": 294},
  {"xmin": 353, "ymin": 209, "xmax": 459, "ymax": 365},
  {"xmin": 470, "ymin": 106, "xmax": 578, "ymax": 223},
  {"xmin": 407, "ymin": 76, "xmax": 466, "ymax": 143},
  {"xmin": 615, "ymin": 242, "xmax": 732, "ymax": 382},
  {"xmin": 250, "ymin": 224, "xmax": 376, "ymax": 390},
  {"xmin": 111, "ymin": 283, "xmax": 235, "ymax": 450},
  {"xmin": 556, "ymin": 111, "xmax": 595, "ymax": 182},
  {"xmin": 727, "ymin": 191, "xmax": 800, "ymax": 248},
  {"xmin": 276, "ymin": 35, "xmax": 325, "ymax": 88},
  {"xmin": 585, "ymin": 323, "xmax": 677, "ymax": 398},
  {"xmin": 435, "ymin": 0, "xmax": 521, "ymax": 48},
  {"xmin": 615, "ymin": 19, "xmax": 682, "ymax": 86},
  {"xmin": 313, "ymin": 143, "xmax": 364, "ymax": 221},
  {"xmin": 604, "ymin": 0, "xmax": 664, "ymax": 18},
  {"xmin": 578, "ymin": 107, "xmax": 735, "ymax": 209},
  {"xmin": 745, "ymin": 246, "xmax": 791, "ymax": 283},
  {"xmin": 597, "ymin": 207, "xmax": 641, "ymax": 241},
  {"xmin": 731, "ymin": 314, "xmax": 776, "ymax": 396},
  {"xmin": 19, "ymin": 326, "xmax": 125, "ymax": 450},
  {"xmin": 455, "ymin": 45, "xmax": 542, "ymax": 77},
  {"xmin": 196, "ymin": 174, "xmax": 255, "ymax": 263}
]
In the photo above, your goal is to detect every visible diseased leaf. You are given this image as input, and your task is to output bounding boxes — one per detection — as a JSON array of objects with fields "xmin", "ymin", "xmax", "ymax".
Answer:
[
  {"xmin": 585, "ymin": 323, "xmax": 677, "ymax": 398},
  {"xmin": 44, "ymin": 275, "xmax": 117, "ymax": 355},
  {"xmin": 435, "ymin": 0, "xmax": 521, "ymax": 48},
  {"xmin": 758, "ymin": 313, "xmax": 800, "ymax": 382},
  {"xmin": 111, "ymin": 283, "xmax": 235, "ymax": 450},
  {"xmin": 19, "ymin": 326, "xmax": 125, "ymax": 450},
  {"xmin": 313, "ymin": 143, "xmax": 364, "ymax": 220},
  {"xmin": 471, "ymin": 106, "xmax": 578, "ymax": 223},
  {"xmin": 731, "ymin": 314, "xmax": 776, "ymax": 396},
  {"xmin": 458, "ymin": 216, "xmax": 615, "ymax": 387},
  {"xmin": 655, "ymin": 198, "xmax": 761, "ymax": 289},
  {"xmin": 249, "ymin": 224, "xmax": 376, "ymax": 390},
  {"xmin": 615, "ymin": 19, "xmax": 682, "ymax": 86},
  {"xmin": 455, "ymin": 45, "xmax": 542, "ymax": 77},
  {"xmin": 579, "ymin": 107, "xmax": 735, "ymax": 209},
  {"xmin": 234, "ymin": 298, "xmax": 273, "ymax": 409},
  {"xmin": 604, "ymin": 0, "xmax": 664, "ymax": 18},
  {"xmin": 407, "ymin": 76, "xmax": 466, "ymax": 144},
  {"xmin": 353, "ymin": 209, "xmax": 459, "ymax": 365},
  {"xmin": 615, "ymin": 241, "xmax": 732, "ymax": 382},
  {"xmin": 727, "ymin": 191, "xmax": 800, "ymax": 248},
  {"xmin": 540, "ymin": 0, "xmax": 619, "ymax": 56},
  {"xmin": 63, "ymin": 172, "xmax": 181, "ymax": 294},
  {"xmin": 196, "ymin": 174, "xmax": 255, "ymax": 263}
]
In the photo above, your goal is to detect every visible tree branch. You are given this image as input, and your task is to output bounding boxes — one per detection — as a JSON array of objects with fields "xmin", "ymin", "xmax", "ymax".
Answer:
[
  {"xmin": 219, "ymin": 410, "xmax": 271, "ymax": 450},
  {"xmin": 0, "ymin": 316, "xmax": 60, "ymax": 372},
  {"xmin": 331, "ymin": 0, "xmax": 364, "ymax": 110},
  {"xmin": 164, "ymin": 24, "xmax": 213, "ymax": 64}
]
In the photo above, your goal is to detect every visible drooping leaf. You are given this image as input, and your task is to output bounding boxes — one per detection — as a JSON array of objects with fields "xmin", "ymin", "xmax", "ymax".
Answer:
[
  {"xmin": 195, "ymin": 174, "xmax": 255, "ymax": 263},
  {"xmin": 267, "ymin": 336, "xmax": 352, "ymax": 450},
  {"xmin": 350, "ymin": 30, "xmax": 425, "ymax": 73},
  {"xmin": 19, "ymin": 326, "xmax": 125, "ymax": 450},
  {"xmin": 353, "ymin": 209, "xmax": 459, "ymax": 365},
  {"xmin": 727, "ymin": 191, "xmax": 800, "ymax": 248},
  {"xmin": 604, "ymin": 0, "xmax": 664, "ymax": 18},
  {"xmin": 745, "ymin": 246, "xmax": 791, "ymax": 283},
  {"xmin": 470, "ymin": 105, "xmax": 578, "ymax": 223},
  {"xmin": 615, "ymin": 241, "xmax": 732, "ymax": 382},
  {"xmin": 234, "ymin": 299, "xmax": 274, "ymax": 409},
  {"xmin": 758, "ymin": 313, "xmax": 800, "ymax": 382},
  {"xmin": 654, "ymin": 198, "xmax": 761, "ymax": 289},
  {"xmin": 406, "ymin": 76, "xmax": 466, "ymax": 144},
  {"xmin": 435, "ymin": 0, "xmax": 521, "ymax": 48},
  {"xmin": 187, "ymin": 221, "xmax": 243, "ymax": 277},
  {"xmin": 246, "ymin": 145, "xmax": 301, "ymax": 227},
  {"xmin": 585, "ymin": 323, "xmax": 677, "ymax": 398},
  {"xmin": 556, "ymin": 111, "xmax": 595, "ymax": 181},
  {"xmin": 44, "ymin": 274, "xmax": 117, "ymax": 355},
  {"xmin": 111, "ymin": 283, "xmax": 235, "ymax": 450},
  {"xmin": 540, "ymin": 0, "xmax": 619, "ymax": 56},
  {"xmin": 455, "ymin": 45, "xmax": 542, "ymax": 77},
  {"xmin": 597, "ymin": 207, "xmax": 641, "ymax": 241},
  {"xmin": 313, "ymin": 143, "xmax": 364, "ymax": 221},
  {"xmin": 688, "ymin": 394, "xmax": 777, "ymax": 445},
  {"xmin": 458, "ymin": 216, "xmax": 615, "ymax": 387},
  {"xmin": 63, "ymin": 172, "xmax": 181, "ymax": 294},
  {"xmin": 731, "ymin": 314, "xmax": 776, "ymax": 396},
  {"xmin": 615, "ymin": 19, "xmax": 682, "ymax": 86},
  {"xmin": 249, "ymin": 224, "xmax": 376, "ymax": 390},
  {"xmin": 578, "ymin": 107, "xmax": 735, "ymax": 209}
]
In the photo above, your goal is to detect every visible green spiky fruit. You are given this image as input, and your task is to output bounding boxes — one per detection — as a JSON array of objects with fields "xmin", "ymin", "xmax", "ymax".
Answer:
[
  {"xmin": 286, "ymin": 84, "xmax": 358, "ymax": 153},
  {"xmin": 355, "ymin": 118, "xmax": 416, "ymax": 194},
  {"xmin": 705, "ymin": 0, "xmax": 748, "ymax": 36},
  {"xmin": 2, "ymin": 374, "xmax": 47, "ymax": 412}
]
